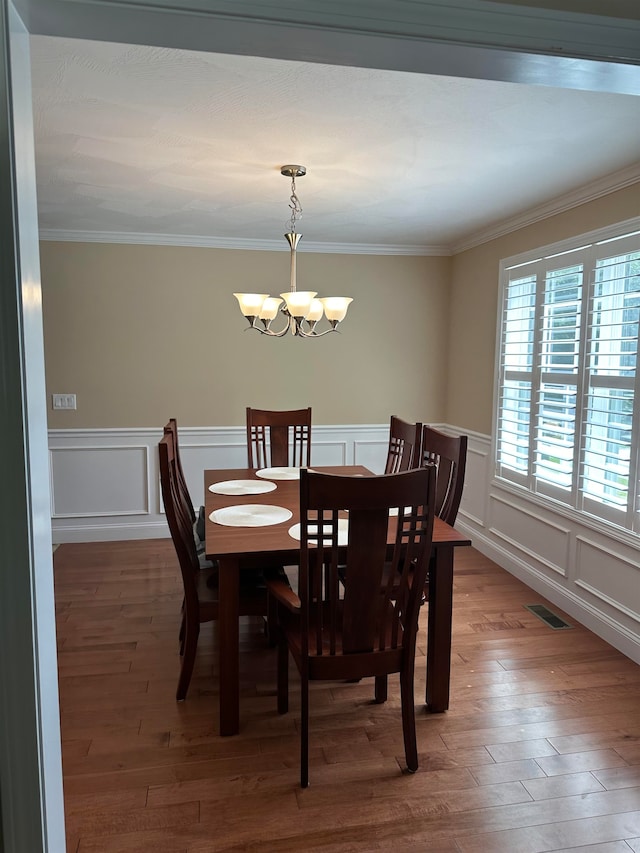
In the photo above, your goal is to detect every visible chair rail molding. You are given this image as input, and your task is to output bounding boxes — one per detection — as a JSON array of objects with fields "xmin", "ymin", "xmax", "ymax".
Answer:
[
  {"xmin": 49, "ymin": 422, "xmax": 640, "ymax": 665},
  {"xmin": 48, "ymin": 424, "xmax": 391, "ymax": 541}
]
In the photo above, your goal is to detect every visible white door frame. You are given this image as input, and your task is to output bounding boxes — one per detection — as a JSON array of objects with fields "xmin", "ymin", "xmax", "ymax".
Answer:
[{"xmin": 2, "ymin": 3, "xmax": 639, "ymax": 850}]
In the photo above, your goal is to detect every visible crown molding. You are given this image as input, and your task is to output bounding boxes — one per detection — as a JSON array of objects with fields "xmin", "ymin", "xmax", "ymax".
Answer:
[
  {"xmin": 38, "ymin": 163, "xmax": 640, "ymax": 258},
  {"xmin": 451, "ymin": 162, "xmax": 640, "ymax": 254},
  {"xmin": 37, "ymin": 230, "xmax": 450, "ymax": 256}
]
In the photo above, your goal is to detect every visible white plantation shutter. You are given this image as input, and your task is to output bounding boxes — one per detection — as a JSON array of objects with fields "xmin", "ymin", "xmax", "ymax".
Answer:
[
  {"xmin": 496, "ymin": 224, "xmax": 640, "ymax": 535},
  {"xmin": 536, "ymin": 263, "xmax": 582, "ymax": 496},
  {"xmin": 497, "ymin": 273, "xmax": 535, "ymax": 480},
  {"xmin": 582, "ymin": 241, "xmax": 640, "ymax": 526}
]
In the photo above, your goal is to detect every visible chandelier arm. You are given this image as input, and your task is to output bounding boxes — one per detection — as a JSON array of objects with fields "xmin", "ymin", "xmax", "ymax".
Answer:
[
  {"xmin": 252, "ymin": 314, "xmax": 295, "ymax": 337},
  {"xmin": 295, "ymin": 324, "xmax": 339, "ymax": 338}
]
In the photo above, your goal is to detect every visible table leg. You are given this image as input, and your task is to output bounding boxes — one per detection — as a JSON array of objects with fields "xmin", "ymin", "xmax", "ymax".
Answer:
[
  {"xmin": 218, "ymin": 556, "xmax": 240, "ymax": 736},
  {"xmin": 425, "ymin": 545, "xmax": 454, "ymax": 712}
]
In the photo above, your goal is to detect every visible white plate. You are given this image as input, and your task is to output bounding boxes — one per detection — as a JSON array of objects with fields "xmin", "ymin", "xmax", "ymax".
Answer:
[
  {"xmin": 209, "ymin": 504, "xmax": 292, "ymax": 527},
  {"xmin": 256, "ymin": 466, "xmax": 300, "ymax": 480},
  {"xmin": 288, "ymin": 518, "xmax": 349, "ymax": 546},
  {"xmin": 208, "ymin": 479, "xmax": 276, "ymax": 496}
]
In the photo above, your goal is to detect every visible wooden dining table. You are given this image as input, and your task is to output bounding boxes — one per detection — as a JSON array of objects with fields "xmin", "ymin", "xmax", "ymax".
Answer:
[{"xmin": 205, "ymin": 465, "xmax": 472, "ymax": 736}]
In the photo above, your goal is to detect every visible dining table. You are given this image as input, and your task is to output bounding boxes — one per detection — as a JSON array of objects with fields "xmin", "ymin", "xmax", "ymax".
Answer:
[{"xmin": 205, "ymin": 464, "xmax": 472, "ymax": 736}]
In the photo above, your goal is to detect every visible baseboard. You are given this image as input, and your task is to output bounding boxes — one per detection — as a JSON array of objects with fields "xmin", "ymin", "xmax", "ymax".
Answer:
[{"xmin": 457, "ymin": 519, "xmax": 640, "ymax": 666}]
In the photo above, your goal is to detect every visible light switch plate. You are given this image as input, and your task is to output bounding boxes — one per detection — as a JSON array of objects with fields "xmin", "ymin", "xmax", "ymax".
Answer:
[{"xmin": 52, "ymin": 394, "xmax": 77, "ymax": 410}]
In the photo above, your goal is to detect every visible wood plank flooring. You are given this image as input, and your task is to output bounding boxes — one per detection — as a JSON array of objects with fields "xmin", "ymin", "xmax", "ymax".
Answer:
[{"xmin": 54, "ymin": 539, "xmax": 640, "ymax": 852}]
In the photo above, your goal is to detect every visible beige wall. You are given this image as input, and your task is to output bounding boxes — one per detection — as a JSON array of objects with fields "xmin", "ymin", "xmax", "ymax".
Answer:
[
  {"xmin": 445, "ymin": 183, "xmax": 640, "ymax": 434},
  {"xmin": 41, "ymin": 243, "xmax": 451, "ymax": 428},
  {"xmin": 41, "ymin": 184, "xmax": 638, "ymax": 433}
]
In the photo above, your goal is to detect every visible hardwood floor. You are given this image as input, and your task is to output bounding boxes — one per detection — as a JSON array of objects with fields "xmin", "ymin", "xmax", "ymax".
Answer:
[{"xmin": 54, "ymin": 539, "xmax": 640, "ymax": 852}]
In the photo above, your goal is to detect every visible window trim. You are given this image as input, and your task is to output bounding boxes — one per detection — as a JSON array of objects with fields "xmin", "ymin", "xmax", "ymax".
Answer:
[{"xmin": 492, "ymin": 215, "xmax": 640, "ymax": 539}]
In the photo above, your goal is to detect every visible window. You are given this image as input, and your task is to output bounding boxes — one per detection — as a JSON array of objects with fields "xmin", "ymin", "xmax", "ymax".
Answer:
[{"xmin": 495, "ymin": 220, "xmax": 640, "ymax": 535}]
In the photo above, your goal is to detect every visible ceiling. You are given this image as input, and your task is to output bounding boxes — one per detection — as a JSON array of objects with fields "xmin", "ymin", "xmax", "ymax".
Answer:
[{"xmin": 29, "ymin": 35, "xmax": 640, "ymax": 254}]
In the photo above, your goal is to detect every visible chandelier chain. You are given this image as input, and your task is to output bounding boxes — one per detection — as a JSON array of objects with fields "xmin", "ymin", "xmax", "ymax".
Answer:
[{"xmin": 288, "ymin": 175, "xmax": 303, "ymax": 233}]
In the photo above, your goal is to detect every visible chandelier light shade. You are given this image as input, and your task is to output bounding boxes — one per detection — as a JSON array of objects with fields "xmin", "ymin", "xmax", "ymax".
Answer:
[{"xmin": 233, "ymin": 165, "xmax": 353, "ymax": 338}]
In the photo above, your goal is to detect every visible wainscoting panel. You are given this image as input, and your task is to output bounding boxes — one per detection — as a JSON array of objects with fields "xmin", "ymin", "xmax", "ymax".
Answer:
[
  {"xmin": 49, "ymin": 424, "xmax": 389, "ymax": 542},
  {"xmin": 457, "ymin": 442, "xmax": 489, "ymax": 528},
  {"xmin": 451, "ymin": 426, "xmax": 640, "ymax": 665},
  {"xmin": 353, "ymin": 439, "xmax": 389, "ymax": 472},
  {"xmin": 575, "ymin": 535, "xmax": 640, "ymax": 625},
  {"xmin": 178, "ymin": 441, "xmax": 247, "ymax": 510},
  {"xmin": 489, "ymin": 493, "xmax": 570, "ymax": 578},
  {"xmin": 49, "ymin": 423, "xmax": 639, "ymax": 664},
  {"xmin": 50, "ymin": 445, "xmax": 149, "ymax": 517}
]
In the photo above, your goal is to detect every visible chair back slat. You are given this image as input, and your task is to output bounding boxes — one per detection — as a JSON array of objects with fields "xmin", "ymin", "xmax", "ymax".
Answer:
[
  {"xmin": 299, "ymin": 467, "xmax": 436, "ymax": 662},
  {"xmin": 419, "ymin": 426, "xmax": 467, "ymax": 525},
  {"xmin": 340, "ymin": 506, "xmax": 389, "ymax": 653},
  {"xmin": 158, "ymin": 434, "xmax": 199, "ymax": 598},
  {"xmin": 385, "ymin": 415, "xmax": 422, "ymax": 474},
  {"xmin": 246, "ymin": 407, "xmax": 312, "ymax": 468},
  {"xmin": 163, "ymin": 418, "xmax": 195, "ymax": 524}
]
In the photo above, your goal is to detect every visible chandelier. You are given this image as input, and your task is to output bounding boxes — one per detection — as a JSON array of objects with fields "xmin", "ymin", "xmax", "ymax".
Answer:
[{"xmin": 233, "ymin": 166, "xmax": 353, "ymax": 338}]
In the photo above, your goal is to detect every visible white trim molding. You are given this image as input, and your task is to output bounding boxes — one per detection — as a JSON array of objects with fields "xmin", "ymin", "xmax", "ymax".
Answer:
[
  {"xmin": 452, "ymin": 166, "xmax": 640, "ymax": 254},
  {"xmin": 49, "ymin": 422, "xmax": 640, "ymax": 665},
  {"xmin": 48, "ymin": 423, "xmax": 390, "ymax": 542},
  {"xmin": 37, "ymin": 230, "xmax": 450, "ymax": 257},
  {"xmin": 447, "ymin": 425, "xmax": 640, "ymax": 666},
  {"xmin": 37, "ymin": 167, "xmax": 640, "ymax": 258}
]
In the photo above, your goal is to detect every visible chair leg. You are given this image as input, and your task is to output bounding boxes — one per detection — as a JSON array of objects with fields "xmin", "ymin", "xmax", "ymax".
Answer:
[
  {"xmin": 301, "ymin": 671, "xmax": 309, "ymax": 789},
  {"xmin": 266, "ymin": 593, "xmax": 279, "ymax": 647},
  {"xmin": 399, "ymin": 664, "xmax": 418, "ymax": 773},
  {"xmin": 277, "ymin": 635, "xmax": 289, "ymax": 714},
  {"xmin": 176, "ymin": 620, "xmax": 199, "ymax": 701},
  {"xmin": 178, "ymin": 610, "xmax": 186, "ymax": 656},
  {"xmin": 374, "ymin": 674, "xmax": 388, "ymax": 703}
]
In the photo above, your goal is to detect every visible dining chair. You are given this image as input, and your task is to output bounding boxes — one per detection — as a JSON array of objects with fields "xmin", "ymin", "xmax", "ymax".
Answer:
[
  {"xmin": 163, "ymin": 420, "xmax": 213, "ymax": 658},
  {"xmin": 267, "ymin": 465, "xmax": 437, "ymax": 788},
  {"xmin": 385, "ymin": 415, "xmax": 423, "ymax": 474},
  {"xmin": 163, "ymin": 418, "xmax": 205, "ymax": 550},
  {"xmin": 336, "ymin": 415, "xmax": 421, "ymax": 603},
  {"xmin": 352, "ymin": 426, "xmax": 467, "ymax": 701},
  {"xmin": 246, "ymin": 407, "xmax": 312, "ymax": 469},
  {"xmin": 419, "ymin": 425, "xmax": 467, "ymax": 528},
  {"xmin": 158, "ymin": 433, "xmax": 270, "ymax": 700},
  {"xmin": 416, "ymin": 425, "xmax": 468, "ymax": 612}
]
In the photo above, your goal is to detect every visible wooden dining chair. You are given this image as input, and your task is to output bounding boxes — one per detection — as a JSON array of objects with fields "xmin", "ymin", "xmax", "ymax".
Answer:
[
  {"xmin": 385, "ymin": 415, "xmax": 422, "ymax": 474},
  {"xmin": 163, "ymin": 420, "xmax": 213, "ymax": 658},
  {"xmin": 336, "ymin": 415, "xmax": 421, "ymax": 601},
  {"xmin": 357, "ymin": 426, "xmax": 467, "ymax": 701},
  {"xmin": 267, "ymin": 466, "xmax": 436, "ymax": 788},
  {"xmin": 246, "ymin": 407, "xmax": 312, "ymax": 468},
  {"xmin": 417, "ymin": 425, "xmax": 467, "ymax": 611},
  {"xmin": 163, "ymin": 418, "xmax": 205, "ymax": 550},
  {"xmin": 158, "ymin": 433, "xmax": 269, "ymax": 700},
  {"xmin": 419, "ymin": 426, "xmax": 467, "ymax": 528}
]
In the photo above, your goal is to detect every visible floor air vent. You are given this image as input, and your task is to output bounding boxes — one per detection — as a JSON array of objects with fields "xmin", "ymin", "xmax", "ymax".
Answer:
[{"xmin": 525, "ymin": 604, "xmax": 572, "ymax": 630}]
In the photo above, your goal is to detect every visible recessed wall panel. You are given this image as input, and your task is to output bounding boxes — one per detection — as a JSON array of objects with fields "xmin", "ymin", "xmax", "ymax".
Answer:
[
  {"xmin": 459, "ymin": 444, "xmax": 488, "ymax": 526},
  {"xmin": 181, "ymin": 443, "xmax": 246, "ymax": 506},
  {"xmin": 50, "ymin": 446, "xmax": 148, "ymax": 516},
  {"xmin": 490, "ymin": 494, "xmax": 570, "ymax": 576},
  {"xmin": 575, "ymin": 537, "xmax": 640, "ymax": 623},
  {"xmin": 354, "ymin": 440, "xmax": 387, "ymax": 473}
]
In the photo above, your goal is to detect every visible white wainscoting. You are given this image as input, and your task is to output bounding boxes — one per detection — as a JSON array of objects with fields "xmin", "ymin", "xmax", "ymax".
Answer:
[
  {"xmin": 452, "ymin": 427, "xmax": 640, "ymax": 665},
  {"xmin": 48, "ymin": 424, "xmax": 390, "ymax": 543},
  {"xmin": 49, "ymin": 423, "xmax": 640, "ymax": 664}
]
